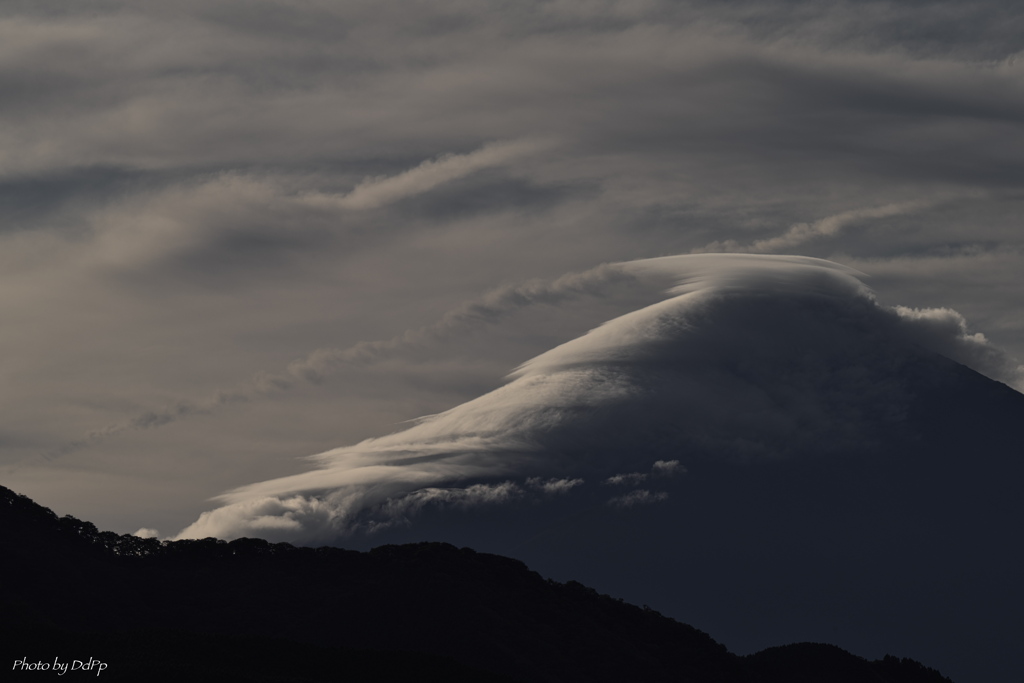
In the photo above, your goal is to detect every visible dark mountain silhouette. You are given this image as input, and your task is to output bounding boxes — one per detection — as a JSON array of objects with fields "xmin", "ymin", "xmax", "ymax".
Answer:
[
  {"xmin": 1, "ymin": 485, "xmax": 952, "ymax": 683},
  {"xmin": 294, "ymin": 324, "xmax": 1024, "ymax": 683}
]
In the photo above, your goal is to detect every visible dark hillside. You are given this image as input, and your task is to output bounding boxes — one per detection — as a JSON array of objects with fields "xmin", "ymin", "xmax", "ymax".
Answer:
[{"xmin": 1, "ymin": 485, "xmax": 951, "ymax": 683}]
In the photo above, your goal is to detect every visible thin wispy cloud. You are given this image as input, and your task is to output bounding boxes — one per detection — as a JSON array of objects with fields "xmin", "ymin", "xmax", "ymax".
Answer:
[
  {"xmin": 321, "ymin": 139, "xmax": 552, "ymax": 211},
  {"xmin": 43, "ymin": 261, "xmax": 635, "ymax": 460},
  {"xmin": 693, "ymin": 201, "xmax": 933, "ymax": 254}
]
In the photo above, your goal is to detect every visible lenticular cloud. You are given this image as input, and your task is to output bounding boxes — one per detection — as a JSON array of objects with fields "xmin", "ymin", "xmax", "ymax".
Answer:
[{"xmin": 177, "ymin": 254, "xmax": 1023, "ymax": 543}]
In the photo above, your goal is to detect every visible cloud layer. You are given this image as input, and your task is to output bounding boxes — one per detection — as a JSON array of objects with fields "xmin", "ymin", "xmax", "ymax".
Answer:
[{"xmin": 177, "ymin": 254, "xmax": 1023, "ymax": 543}]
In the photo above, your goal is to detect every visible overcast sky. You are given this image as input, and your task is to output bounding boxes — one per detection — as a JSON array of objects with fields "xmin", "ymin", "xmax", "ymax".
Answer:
[{"xmin": 3, "ymin": 0, "xmax": 1023, "ymax": 543}]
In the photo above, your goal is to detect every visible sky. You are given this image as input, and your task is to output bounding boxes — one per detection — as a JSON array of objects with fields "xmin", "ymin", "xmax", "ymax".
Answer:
[{"xmin": 2, "ymin": 0, "xmax": 1024, "ymax": 666}]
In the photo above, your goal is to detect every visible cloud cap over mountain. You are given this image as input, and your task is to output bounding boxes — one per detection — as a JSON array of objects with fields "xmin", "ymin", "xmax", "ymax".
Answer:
[{"xmin": 179, "ymin": 254, "xmax": 1023, "ymax": 543}]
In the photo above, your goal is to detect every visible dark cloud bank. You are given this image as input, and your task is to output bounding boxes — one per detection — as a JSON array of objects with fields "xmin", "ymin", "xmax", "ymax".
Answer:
[{"xmin": 177, "ymin": 255, "xmax": 1024, "ymax": 683}]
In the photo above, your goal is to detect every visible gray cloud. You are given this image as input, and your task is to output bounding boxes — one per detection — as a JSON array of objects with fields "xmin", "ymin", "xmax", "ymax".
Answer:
[
  {"xmin": 375, "ymin": 481, "xmax": 524, "ymax": 529},
  {"xmin": 605, "ymin": 473, "xmax": 647, "ymax": 486},
  {"xmin": 527, "ymin": 477, "xmax": 585, "ymax": 494},
  {"xmin": 892, "ymin": 304, "xmax": 1024, "ymax": 388},
  {"xmin": 607, "ymin": 489, "xmax": 669, "ymax": 508},
  {"xmin": 606, "ymin": 459, "xmax": 685, "ymax": 486},
  {"xmin": 651, "ymin": 459, "xmax": 682, "ymax": 475}
]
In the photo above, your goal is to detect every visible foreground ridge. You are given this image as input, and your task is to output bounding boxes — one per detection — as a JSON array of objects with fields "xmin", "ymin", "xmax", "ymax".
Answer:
[{"xmin": 1, "ymin": 485, "xmax": 952, "ymax": 683}]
